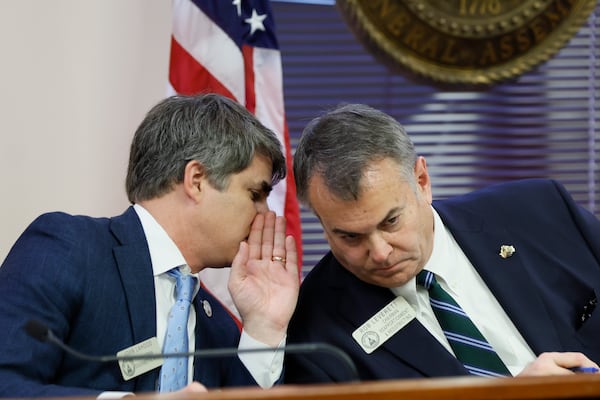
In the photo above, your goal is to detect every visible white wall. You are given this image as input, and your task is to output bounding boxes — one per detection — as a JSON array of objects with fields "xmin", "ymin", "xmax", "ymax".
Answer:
[{"xmin": 0, "ymin": 0, "xmax": 172, "ymax": 260}]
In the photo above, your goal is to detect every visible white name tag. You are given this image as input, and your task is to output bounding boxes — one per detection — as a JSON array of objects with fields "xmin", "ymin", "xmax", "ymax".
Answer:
[
  {"xmin": 352, "ymin": 296, "xmax": 416, "ymax": 354},
  {"xmin": 117, "ymin": 337, "xmax": 163, "ymax": 381}
]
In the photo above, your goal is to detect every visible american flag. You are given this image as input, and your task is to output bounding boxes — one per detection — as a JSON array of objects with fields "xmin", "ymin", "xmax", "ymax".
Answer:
[{"xmin": 168, "ymin": 0, "xmax": 302, "ymax": 323}]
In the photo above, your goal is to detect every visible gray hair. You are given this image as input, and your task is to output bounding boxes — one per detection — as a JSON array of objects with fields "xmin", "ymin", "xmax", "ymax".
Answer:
[
  {"xmin": 293, "ymin": 103, "xmax": 417, "ymax": 206},
  {"xmin": 126, "ymin": 93, "xmax": 286, "ymax": 203}
]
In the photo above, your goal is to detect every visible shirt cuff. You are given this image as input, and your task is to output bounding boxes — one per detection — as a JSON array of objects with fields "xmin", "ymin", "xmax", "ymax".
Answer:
[{"xmin": 238, "ymin": 330, "xmax": 285, "ymax": 388}]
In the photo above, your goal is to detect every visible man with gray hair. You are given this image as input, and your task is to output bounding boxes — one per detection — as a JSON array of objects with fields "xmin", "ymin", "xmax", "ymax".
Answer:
[
  {"xmin": 286, "ymin": 103, "xmax": 600, "ymax": 383},
  {"xmin": 0, "ymin": 93, "xmax": 299, "ymax": 397}
]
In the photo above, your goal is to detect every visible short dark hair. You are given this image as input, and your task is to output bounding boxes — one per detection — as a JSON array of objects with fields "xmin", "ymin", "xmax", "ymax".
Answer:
[
  {"xmin": 294, "ymin": 103, "xmax": 416, "ymax": 206},
  {"xmin": 126, "ymin": 93, "xmax": 286, "ymax": 203}
]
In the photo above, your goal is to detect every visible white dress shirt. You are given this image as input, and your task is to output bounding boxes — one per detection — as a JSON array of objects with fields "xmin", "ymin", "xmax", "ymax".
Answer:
[{"xmin": 391, "ymin": 207, "xmax": 536, "ymax": 376}]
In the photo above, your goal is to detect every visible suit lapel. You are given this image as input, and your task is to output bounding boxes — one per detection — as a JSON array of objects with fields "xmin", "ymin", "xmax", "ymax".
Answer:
[
  {"xmin": 434, "ymin": 202, "xmax": 562, "ymax": 355},
  {"xmin": 333, "ymin": 263, "xmax": 466, "ymax": 377},
  {"xmin": 110, "ymin": 207, "xmax": 159, "ymax": 390}
]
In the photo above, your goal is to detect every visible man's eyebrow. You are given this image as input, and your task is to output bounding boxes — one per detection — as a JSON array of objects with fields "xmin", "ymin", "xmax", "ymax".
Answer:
[
  {"xmin": 379, "ymin": 207, "xmax": 401, "ymax": 225},
  {"xmin": 330, "ymin": 207, "xmax": 402, "ymax": 236},
  {"xmin": 332, "ymin": 227, "xmax": 359, "ymax": 236},
  {"xmin": 260, "ymin": 181, "xmax": 273, "ymax": 195}
]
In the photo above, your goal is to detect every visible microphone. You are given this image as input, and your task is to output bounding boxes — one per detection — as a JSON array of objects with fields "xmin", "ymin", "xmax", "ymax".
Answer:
[{"xmin": 25, "ymin": 319, "xmax": 359, "ymax": 382}]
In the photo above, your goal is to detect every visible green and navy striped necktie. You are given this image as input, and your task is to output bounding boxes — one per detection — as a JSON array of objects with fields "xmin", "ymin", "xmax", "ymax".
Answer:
[{"xmin": 416, "ymin": 270, "xmax": 510, "ymax": 377}]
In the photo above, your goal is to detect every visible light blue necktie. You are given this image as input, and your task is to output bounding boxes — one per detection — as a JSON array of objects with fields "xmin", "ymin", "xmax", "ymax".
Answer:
[
  {"xmin": 158, "ymin": 268, "xmax": 197, "ymax": 392},
  {"xmin": 416, "ymin": 270, "xmax": 510, "ymax": 377}
]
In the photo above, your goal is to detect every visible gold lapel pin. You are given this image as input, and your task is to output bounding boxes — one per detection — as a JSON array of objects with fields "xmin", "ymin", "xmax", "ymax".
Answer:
[{"xmin": 499, "ymin": 245, "xmax": 516, "ymax": 259}]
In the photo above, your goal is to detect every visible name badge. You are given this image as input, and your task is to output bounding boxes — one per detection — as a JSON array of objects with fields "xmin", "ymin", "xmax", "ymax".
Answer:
[
  {"xmin": 117, "ymin": 337, "xmax": 163, "ymax": 381},
  {"xmin": 352, "ymin": 296, "xmax": 416, "ymax": 354}
]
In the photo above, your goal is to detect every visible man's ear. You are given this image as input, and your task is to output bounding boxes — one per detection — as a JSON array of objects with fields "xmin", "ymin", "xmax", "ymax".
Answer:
[
  {"xmin": 183, "ymin": 160, "xmax": 205, "ymax": 201},
  {"xmin": 414, "ymin": 156, "xmax": 433, "ymax": 204}
]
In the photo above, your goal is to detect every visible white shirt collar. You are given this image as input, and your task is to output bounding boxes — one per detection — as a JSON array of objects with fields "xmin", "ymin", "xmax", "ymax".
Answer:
[
  {"xmin": 423, "ymin": 206, "xmax": 455, "ymax": 285},
  {"xmin": 133, "ymin": 204, "xmax": 188, "ymax": 277}
]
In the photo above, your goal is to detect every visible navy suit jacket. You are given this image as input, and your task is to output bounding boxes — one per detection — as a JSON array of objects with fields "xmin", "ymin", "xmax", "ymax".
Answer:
[
  {"xmin": 0, "ymin": 207, "xmax": 255, "ymax": 397},
  {"xmin": 285, "ymin": 179, "xmax": 600, "ymax": 383}
]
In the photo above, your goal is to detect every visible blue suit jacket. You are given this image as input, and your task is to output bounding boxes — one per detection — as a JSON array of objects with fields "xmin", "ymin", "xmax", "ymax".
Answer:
[
  {"xmin": 285, "ymin": 179, "xmax": 600, "ymax": 383},
  {"xmin": 0, "ymin": 207, "xmax": 255, "ymax": 397}
]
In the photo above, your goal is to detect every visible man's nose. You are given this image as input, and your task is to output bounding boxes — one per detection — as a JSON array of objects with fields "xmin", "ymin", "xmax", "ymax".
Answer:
[{"xmin": 369, "ymin": 233, "xmax": 392, "ymax": 264}]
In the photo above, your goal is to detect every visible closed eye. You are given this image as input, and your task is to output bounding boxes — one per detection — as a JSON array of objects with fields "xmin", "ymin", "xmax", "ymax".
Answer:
[
  {"xmin": 250, "ymin": 181, "xmax": 272, "ymax": 202},
  {"xmin": 338, "ymin": 232, "xmax": 363, "ymax": 246},
  {"xmin": 382, "ymin": 215, "xmax": 399, "ymax": 228},
  {"xmin": 251, "ymin": 190, "xmax": 266, "ymax": 202}
]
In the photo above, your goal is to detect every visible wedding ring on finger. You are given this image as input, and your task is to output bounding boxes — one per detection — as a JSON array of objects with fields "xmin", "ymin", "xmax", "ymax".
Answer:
[{"xmin": 271, "ymin": 256, "xmax": 286, "ymax": 263}]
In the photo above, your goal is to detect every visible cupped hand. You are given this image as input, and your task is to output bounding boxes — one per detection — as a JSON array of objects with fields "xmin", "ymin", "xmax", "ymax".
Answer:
[{"xmin": 228, "ymin": 211, "xmax": 300, "ymax": 346}]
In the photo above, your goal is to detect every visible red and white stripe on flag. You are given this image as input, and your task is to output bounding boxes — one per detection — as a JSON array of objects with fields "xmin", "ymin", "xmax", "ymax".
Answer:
[{"xmin": 168, "ymin": 0, "xmax": 302, "ymax": 325}]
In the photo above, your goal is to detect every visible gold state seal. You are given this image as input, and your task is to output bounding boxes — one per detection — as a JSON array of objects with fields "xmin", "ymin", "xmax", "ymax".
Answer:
[{"xmin": 336, "ymin": 0, "xmax": 596, "ymax": 85}]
